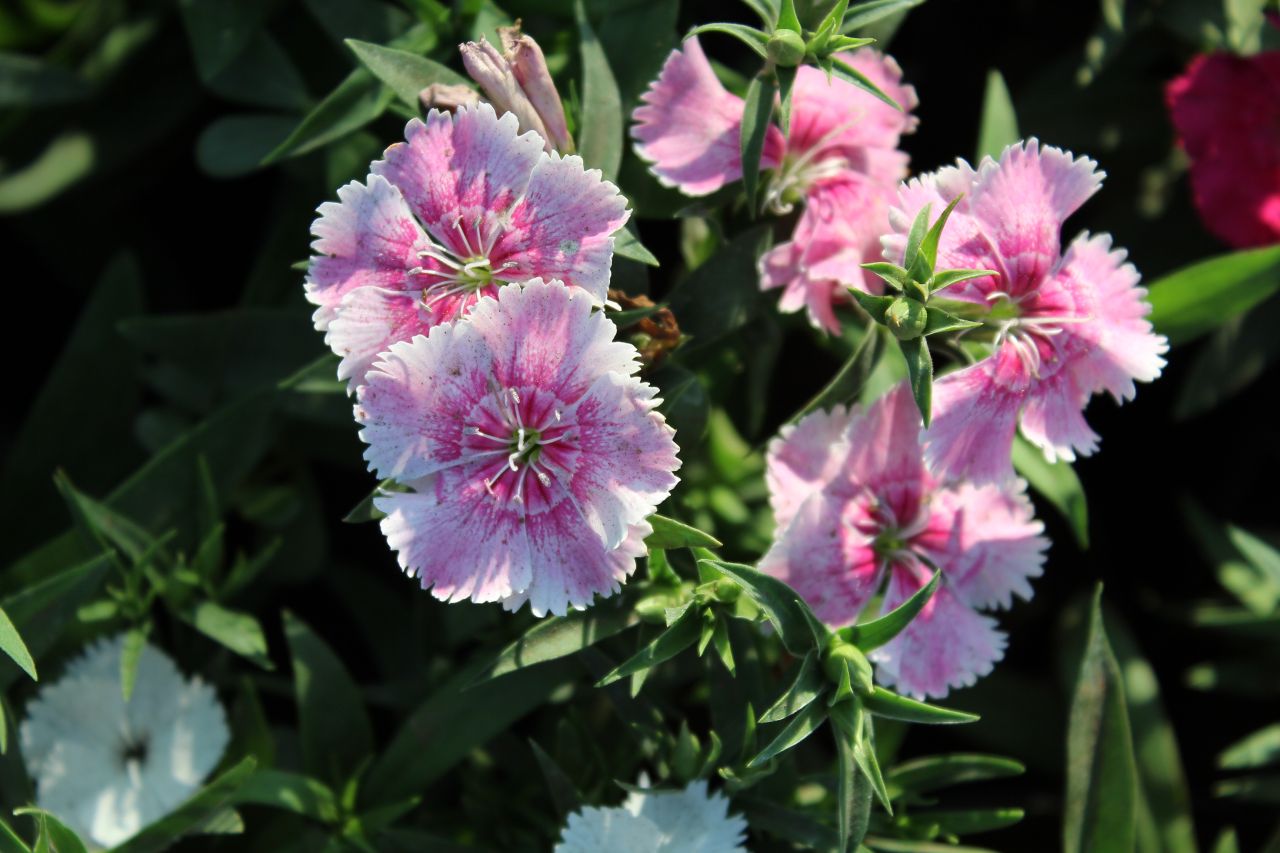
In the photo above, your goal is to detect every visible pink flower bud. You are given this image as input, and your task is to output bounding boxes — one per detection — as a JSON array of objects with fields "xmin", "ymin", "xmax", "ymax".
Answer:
[
  {"xmin": 418, "ymin": 82, "xmax": 480, "ymax": 113},
  {"xmin": 459, "ymin": 27, "xmax": 574, "ymax": 153}
]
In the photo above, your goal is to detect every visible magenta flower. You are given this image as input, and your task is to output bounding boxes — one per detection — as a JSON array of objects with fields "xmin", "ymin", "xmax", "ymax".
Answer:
[
  {"xmin": 631, "ymin": 37, "xmax": 916, "ymax": 332},
  {"xmin": 1166, "ymin": 51, "xmax": 1280, "ymax": 248},
  {"xmin": 306, "ymin": 103, "xmax": 629, "ymax": 388},
  {"xmin": 882, "ymin": 140, "xmax": 1168, "ymax": 483},
  {"xmin": 761, "ymin": 387, "xmax": 1048, "ymax": 699},
  {"xmin": 355, "ymin": 280, "xmax": 681, "ymax": 616}
]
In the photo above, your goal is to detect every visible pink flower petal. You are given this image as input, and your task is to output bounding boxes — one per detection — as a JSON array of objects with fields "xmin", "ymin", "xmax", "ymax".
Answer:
[
  {"xmin": 1166, "ymin": 52, "xmax": 1280, "ymax": 248},
  {"xmin": 326, "ymin": 287, "xmax": 432, "ymax": 391},
  {"xmin": 870, "ymin": 566, "xmax": 1006, "ymax": 700},
  {"xmin": 967, "ymin": 140, "xmax": 1103, "ymax": 295},
  {"xmin": 766, "ymin": 405, "xmax": 853, "ymax": 533},
  {"xmin": 305, "ymin": 174, "xmax": 431, "ymax": 330},
  {"xmin": 515, "ymin": 503, "xmax": 646, "ymax": 616},
  {"xmin": 916, "ymin": 483, "xmax": 1047, "ymax": 610},
  {"xmin": 566, "ymin": 372, "xmax": 681, "ymax": 549},
  {"xmin": 925, "ymin": 362, "xmax": 1023, "ymax": 484},
  {"xmin": 759, "ymin": 490, "xmax": 882, "ymax": 628},
  {"xmin": 372, "ymin": 103, "xmax": 545, "ymax": 245},
  {"xmin": 631, "ymin": 37, "xmax": 784, "ymax": 196},
  {"xmin": 787, "ymin": 50, "xmax": 917, "ymax": 182},
  {"xmin": 840, "ymin": 384, "xmax": 929, "ymax": 495},
  {"xmin": 376, "ymin": 480, "xmax": 533, "ymax": 605},
  {"xmin": 493, "ymin": 151, "xmax": 630, "ymax": 302}
]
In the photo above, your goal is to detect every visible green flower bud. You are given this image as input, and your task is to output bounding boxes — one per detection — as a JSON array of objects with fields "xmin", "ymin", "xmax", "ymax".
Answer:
[
  {"xmin": 713, "ymin": 579, "xmax": 741, "ymax": 603},
  {"xmin": 824, "ymin": 640, "xmax": 875, "ymax": 697},
  {"xmin": 885, "ymin": 297, "xmax": 928, "ymax": 341},
  {"xmin": 767, "ymin": 29, "xmax": 806, "ymax": 67}
]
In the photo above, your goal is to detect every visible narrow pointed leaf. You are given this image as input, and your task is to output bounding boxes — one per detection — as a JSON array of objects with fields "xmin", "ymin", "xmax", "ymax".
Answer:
[
  {"xmin": 529, "ymin": 740, "xmax": 582, "ymax": 820},
  {"xmin": 862, "ymin": 687, "xmax": 978, "ymax": 724},
  {"xmin": 776, "ymin": 65, "xmax": 798, "ymax": 137},
  {"xmin": 923, "ymin": 307, "xmax": 981, "ymax": 336},
  {"xmin": 687, "ymin": 24, "xmax": 771, "ymax": 58},
  {"xmin": 120, "ymin": 625, "xmax": 147, "ymax": 701},
  {"xmin": 919, "ymin": 195, "xmax": 963, "ymax": 272},
  {"xmin": 576, "ymin": 0, "xmax": 623, "ymax": 179},
  {"xmin": 700, "ymin": 560, "xmax": 818, "ymax": 654},
  {"xmin": 836, "ymin": 725, "xmax": 873, "ymax": 852},
  {"xmin": 613, "ymin": 229, "xmax": 660, "ymax": 266},
  {"xmin": 645, "ymin": 514, "xmax": 722, "ymax": 550},
  {"xmin": 1012, "ymin": 435, "xmax": 1089, "ymax": 549},
  {"xmin": 778, "ymin": 0, "xmax": 803, "ymax": 31},
  {"xmin": 345, "ymin": 39, "xmax": 469, "ymax": 108},
  {"xmin": 109, "ymin": 757, "xmax": 257, "ymax": 853},
  {"xmin": 843, "ymin": 570, "xmax": 939, "ymax": 650},
  {"xmin": 790, "ymin": 325, "xmax": 886, "ymax": 423},
  {"xmin": 184, "ymin": 602, "xmax": 273, "ymax": 670},
  {"xmin": 827, "ymin": 56, "xmax": 899, "ymax": 109},
  {"xmin": 903, "ymin": 204, "xmax": 930, "ymax": 270},
  {"xmin": 976, "ymin": 68, "xmax": 1019, "ymax": 160},
  {"xmin": 711, "ymin": 618, "xmax": 735, "ymax": 675},
  {"xmin": 760, "ymin": 651, "xmax": 826, "ymax": 722},
  {"xmin": 749, "ymin": 699, "xmax": 828, "ymax": 766},
  {"xmin": 887, "ymin": 753, "xmax": 1025, "ymax": 794},
  {"xmin": 862, "ymin": 262, "xmax": 908, "ymax": 290},
  {"xmin": 814, "ymin": 0, "xmax": 851, "ymax": 41},
  {"xmin": 898, "ymin": 336, "xmax": 933, "ymax": 426},
  {"xmin": 473, "ymin": 604, "xmax": 638, "ymax": 685},
  {"xmin": 1145, "ymin": 244, "xmax": 1280, "ymax": 346},
  {"xmin": 0, "ymin": 607, "xmax": 36, "ymax": 681},
  {"xmin": 841, "ymin": 0, "xmax": 926, "ymax": 33},
  {"xmin": 740, "ymin": 73, "xmax": 778, "ymax": 210},
  {"xmin": 929, "ymin": 268, "xmax": 997, "ymax": 293},
  {"xmin": 849, "ymin": 290, "xmax": 895, "ymax": 325},
  {"xmin": 595, "ymin": 604, "xmax": 701, "ymax": 686},
  {"xmin": 1064, "ymin": 585, "xmax": 1138, "ymax": 853}
]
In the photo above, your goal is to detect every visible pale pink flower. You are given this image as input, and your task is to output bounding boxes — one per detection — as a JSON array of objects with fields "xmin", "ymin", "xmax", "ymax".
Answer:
[
  {"xmin": 305, "ymin": 103, "xmax": 628, "ymax": 388},
  {"xmin": 631, "ymin": 37, "xmax": 915, "ymax": 332},
  {"xmin": 761, "ymin": 386, "xmax": 1048, "ymax": 699},
  {"xmin": 882, "ymin": 140, "xmax": 1168, "ymax": 483},
  {"xmin": 356, "ymin": 280, "xmax": 681, "ymax": 617}
]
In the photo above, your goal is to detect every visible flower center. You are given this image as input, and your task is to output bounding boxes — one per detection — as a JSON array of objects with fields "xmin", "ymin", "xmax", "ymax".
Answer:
[
  {"xmin": 410, "ymin": 214, "xmax": 518, "ymax": 309},
  {"xmin": 465, "ymin": 387, "xmax": 572, "ymax": 504},
  {"xmin": 762, "ymin": 153, "xmax": 848, "ymax": 215},
  {"xmin": 983, "ymin": 292, "xmax": 1091, "ymax": 379},
  {"xmin": 118, "ymin": 732, "xmax": 149, "ymax": 768}
]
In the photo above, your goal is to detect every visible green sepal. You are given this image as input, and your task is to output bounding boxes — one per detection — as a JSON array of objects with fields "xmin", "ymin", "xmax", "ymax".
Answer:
[
  {"xmin": 776, "ymin": 64, "xmax": 798, "ymax": 136},
  {"xmin": 687, "ymin": 24, "xmax": 771, "ymax": 58},
  {"xmin": 929, "ymin": 268, "xmax": 997, "ymax": 293},
  {"xmin": 697, "ymin": 607, "xmax": 717, "ymax": 656},
  {"xmin": 902, "ymin": 203, "xmax": 930, "ymax": 272},
  {"xmin": 841, "ymin": 569, "xmax": 940, "ymax": 651},
  {"xmin": 897, "ymin": 335, "xmax": 933, "ymax": 427},
  {"xmin": 826, "ymin": 35, "xmax": 875, "ymax": 52},
  {"xmin": 831, "ymin": 703, "xmax": 893, "ymax": 813},
  {"xmin": 777, "ymin": 0, "xmax": 803, "ymax": 32},
  {"xmin": 748, "ymin": 699, "xmax": 828, "ymax": 767},
  {"xmin": 923, "ymin": 307, "xmax": 982, "ymax": 337},
  {"xmin": 919, "ymin": 195, "xmax": 963, "ymax": 271},
  {"xmin": 862, "ymin": 686, "xmax": 978, "ymax": 724},
  {"xmin": 711, "ymin": 617, "xmax": 735, "ymax": 675},
  {"xmin": 760, "ymin": 650, "xmax": 827, "ymax": 722},
  {"xmin": 860, "ymin": 262, "xmax": 908, "ymax": 291},
  {"xmin": 848, "ymin": 289, "xmax": 895, "ymax": 325},
  {"xmin": 595, "ymin": 603, "xmax": 702, "ymax": 686},
  {"xmin": 825, "ymin": 56, "xmax": 899, "ymax": 110},
  {"xmin": 807, "ymin": 0, "xmax": 849, "ymax": 53}
]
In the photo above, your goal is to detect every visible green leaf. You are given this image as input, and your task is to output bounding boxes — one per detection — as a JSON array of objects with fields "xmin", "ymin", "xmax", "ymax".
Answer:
[
  {"xmin": 928, "ymin": 268, "xmax": 995, "ymax": 293},
  {"xmin": 918, "ymin": 196, "xmax": 962, "ymax": 273},
  {"xmin": 596, "ymin": 604, "xmax": 701, "ymax": 686},
  {"xmin": 284, "ymin": 612, "xmax": 374, "ymax": 784},
  {"xmin": 840, "ymin": 0, "xmax": 926, "ymax": 32},
  {"xmin": 790, "ymin": 326, "xmax": 886, "ymax": 423},
  {"xmin": 863, "ymin": 262, "xmax": 908, "ymax": 290},
  {"xmin": 849, "ymin": 290, "xmax": 895, "ymax": 325},
  {"xmin": 862, "ymin": 687, "xmax": 977, "ymax": 725},
  {"xmin": 120, "ymin": 625, "xmax": 147, "ymax": 702},
  {"xmin": 613, "ymin": 228, "xmax": 660, "ymax": 267},
  {"xmin": 1146, "ymin": 244, "xmax": 1280, "ymax": 346},
  {"xmin": 263, "ymin": 69, "xmax": 391, "ymax": 164},
  {"xmin": 778, "ymin": 0, "xmax": 804, "ymax": 31},
  {"xmin": 1220, "ymin": 724, "xmax": 1280, "ymax": 770},
  {"xmin": 0, "ymin": 816, "xmax": 31, "ymax": 853},
  {"xmin": 922, "ymin": 307, "xmax": 980, "ymax": 336},
  {"xmin": 827, "ymin": 56, "xmax": 899, "ymax": 110},
  {"xmin": 0, "ymin": 53, "xmax": 88, "ymax": 106},
  {"xmin": 664, "ymin": 225, "xmax": 771, "ymax": 351},
  {"xmin": 109, "ymin": 757, "xmax": 257, "ymax": 853},
  {"xmin": 686, "ymin": 24, "xmax": 771, "ymax": 58},
  {"xmin": 651, "ymin": 362, "xmax": 709, "ymax": 443},
  {"xmin": 0, "ymin": 131, "xmax": 95, "ymax": 214},
  {"xmin": 906, "ymin": 808, "xmax": 1026, "ymax": 835},
  {"xmin": 0, "ymin": 607, "xmax": 36, "ymax": 681},
  {"xmin": 740, "ymin": 73, "xmax": 778, "ymax": 210},
  {"xmin": 1012, "ymin": 435, "xmax": 1089, "ymax": 549},
  {"xmin": 576, "ymin": 0, "xmax": 623, "ymax": 180},
  {"xmin": 1064, "ymin": 586, "xmax": 1137, "ymax": 853},
  {"xmin": 469, "ymin": 604, "xmax": 638, "ymax": 684},
  {"xmin": 345, "ymin": 39, "xmax": 468, "ymax": 108},
  {"xmin": 903, "ymin": 205, "xmax": 929, "ymax": 274},
  {"xmin": 887, "ymin": 753, "xmax": 1024, "ymax": 794},
  {"xmin": 55, "ymin": 472, "xmax": 158, "ymax": 566},
  {"xmin": 1175, "ymin": 294, "xmax": 1280, "ymax": 419},
  {"xmin": 897, "ymin": 336, "xmax": 932, "ymax": 426},
  {"xmin": 749, "ymin": 699, "xmax": 828, "ymax": 766},
  {"xmin": 843, "ymin": 570, "xmax": 939, "ymax": 651},
  {"xmin": 529, "ymin": 740, "xmax": 582, "ymax": 820},
  {"xmin": 700, "ymin": 560, "xmax": 819, "ymax": 655},
  {"xmin": 760, "ymin": 651, "xmax": 826, "ymax": 722},
  {"xmin": 976, "ymin": 68, "xmax": 1018, "ymax": 161},
  {"xmin": 644, "ymin": 514, "xmax": 722, "ymax": 550},
  {"xmin": 177, "ymin": 0, "xmax": 268, "ymax": 82},
  {"xmin": 836, "ymin": 722, "xmax": 873, "ymax": 852},
  {"xmin": 204, "ymin": 33, "xmax": 309, "ymax": 111},
  {"xmin": 16, "ymin": 809, "xmax": 86, "ymax": 853},
  {"xmin": 776, "ymin": 64, "xmax": 798, "ymax": 136},
  {"xmin": 232, "ymin": 770, "xmax": 339, "ymax": 822},
  {"xmin": 196, "ymin": 115, "xmax": 297, "ymax": 178},
  {"xmin": 184, "ymin": 602, "xmax": 273, "ymax": 670}
]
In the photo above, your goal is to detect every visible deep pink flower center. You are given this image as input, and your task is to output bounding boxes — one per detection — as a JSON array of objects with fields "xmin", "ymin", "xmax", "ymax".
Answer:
[
  {"xmin": 853, "ymin": 481, "xmax": 931, "ymax": 569},
  {"xmin": 985, "ymin": 291, "xmax": 1091, "ymax": 380},
  {"xmin": 408, "ymin": 210, "xmax": 518, "ymax": 309},
  {"xmin": 462, "ymin": 385, "xmax": 576, "ymax": 505}
]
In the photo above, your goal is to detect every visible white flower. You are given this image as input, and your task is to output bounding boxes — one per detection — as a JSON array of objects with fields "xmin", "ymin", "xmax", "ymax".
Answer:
[
  {"xmin": 555, "ymin": 779, "xmax": 749, "ymax": 852},
  {"xmin": 20, "ymin": 635, "xmax": 230, "ymax": 847}
]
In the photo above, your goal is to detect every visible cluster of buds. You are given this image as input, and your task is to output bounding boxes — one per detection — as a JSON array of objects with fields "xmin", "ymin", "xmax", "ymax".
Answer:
[
  {"xmin": 457, "ymin": 23, "xmax": 574, "ymax": 153},
  {"xmin": 849, "ymin": 198, "xmax": 992, "ymax": 424}
]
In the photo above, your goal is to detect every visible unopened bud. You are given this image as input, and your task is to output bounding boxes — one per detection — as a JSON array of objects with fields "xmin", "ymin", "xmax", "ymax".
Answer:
[
  {"xmin": 885, "ymin": 297, "xmax": 928, "ymax": 340},
  {"xmin": 824, "ymin": 641, "xmax": 875, "ymax": 697},
  {"xmin": 419, "ymin": 82, "xmax": 480, "ymax": 113},
  {"xmin": 459, "ymin": 25, "xmax": 573, "ymax": 153},
  {"xmin": 766, "ymin": 29, "xmax": 806, "ymax": 67}
]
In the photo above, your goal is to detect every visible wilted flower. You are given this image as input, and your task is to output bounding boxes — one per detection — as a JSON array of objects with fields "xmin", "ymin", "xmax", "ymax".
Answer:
[
  {"xmin": 357, "ymin": 280, "xmax": 680, "ymax": 616},
  {"xmin": 305, "ymin": 103, "xmax": 628, "ymax": 388},
  {"xmin": 631, "ymin": 37, "xmax": 916, "ymax": 331},
  {"xmin": 883, "ymin": 140, "xmax": 1168, "ymax": 483},
  {"xmin": 460, "ymin": 25, "xmax": 574, "ymax": 153},
  {"xmin": 20, "ymin": 635, "xmax": 229, "ymax": 847},
  {"xmin": 1165, "ymin": 51, "xmax": 1280, "ymax": 248},
  {"xmin": 555, "ymin": 779, "xmax": 747, "ymax": 852},
  {"xmin": 761, "ymin": 386, "xmax": 1048, "ymax": 699},
  {"xmin": 418, "ymin": 81, "xmax": 480, "ymax": 112}
]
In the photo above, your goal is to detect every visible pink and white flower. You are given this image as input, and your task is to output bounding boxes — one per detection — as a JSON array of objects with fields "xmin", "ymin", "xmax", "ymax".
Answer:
[
  {"xmin": 883, "ymin": 140, "xmax": 1168, "ymax": 483},
  {"xmin": 631, "ymin": 38, "xmax": 916, "ymax": 332},
  {"xmin": 356, "ymin": 280, "xmax": 681, "ymax": 617},
  {"xmin": 306, "ymin": 103, "xmax": 629, "ymax": 388},
  {"xmin": 761, "ymin": 386, "xmax": 1048, "ymax": 699}
]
